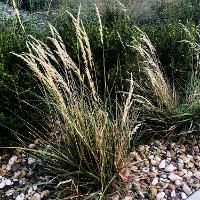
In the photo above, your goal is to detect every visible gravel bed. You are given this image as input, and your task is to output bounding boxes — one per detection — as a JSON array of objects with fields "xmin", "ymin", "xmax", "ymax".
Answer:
[
  {"xmin": 117, "ymin": 138, "xmax": 200, "ymax": 200},
  {"xmin": 0, "ymin": 140, "xmax": 50, "ymax": 200},
  {"xmin": 1, "ymin": 137, "xmax": 200, "ymax": 199}
]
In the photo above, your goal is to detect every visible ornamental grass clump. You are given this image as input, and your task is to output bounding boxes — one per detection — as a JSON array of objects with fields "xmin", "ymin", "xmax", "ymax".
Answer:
[
  {"xmin": 130, "ymin": 26, "xmax": 200, "ymax": 141},
  {"xmin": 13, "ymin": 7, "xmax": 134, "ymax": 198}
]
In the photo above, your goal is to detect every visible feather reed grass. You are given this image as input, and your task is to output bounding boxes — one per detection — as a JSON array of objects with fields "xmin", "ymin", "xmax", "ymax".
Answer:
[
  {"xmin": 131, "ymin": 27, "xmax": 173, "ymax": 111},
  {"xmin": 13, "ymin": 6, "xmax": 133, "ymax": 198},
  {"xmin": 129, "ymin": 26, "xmax": 200, "ymax": 140}
]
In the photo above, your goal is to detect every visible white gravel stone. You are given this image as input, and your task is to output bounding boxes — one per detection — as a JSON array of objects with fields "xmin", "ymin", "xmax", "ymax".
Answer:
[
  {"xmin": 166, "ymin": 151, "xmax": 171, "ymax": 157},
  {"xmin": 0, "ymin": 179, "xmax": 6, "ymax": 188},
  {"xmin": 156, "ymin": 192, "xmax": 165, "ymax": 200},
  {"xmin": 152, "ymin": 177, "xmax": 159, "ymax": 185},
  {"xmin": 5, "ymin": 179, "xmax": 12, "ymax": 186},
  {"xmin": 178, "ymin": 159, "xmax": 184, "ymax": 164},
  {"xmin": 175, "ymin": 179, "xmax": 182, "ymax": 186},
  {"xmin": 194, "ymin": 171, "xmax": 200, "ymax": 180},
  {"xmin": 151, "ymin": 166, "xmax": 158, "ymax": 172},
  {"xmin": 28, "ymin": 187, "xmax": 34, "ymax": 195},
  {"xmin": 159, "ymin": 160, "xmax": 166, "ymax": 169},
  {"xmin": 155, "ymin": 155, "xmax": 161, "ymax": 162},
  {"xmin": 182, "ymin": 184, "xmax": 192, "ymax": 196},
  {"xmin": 183, "ymin": 169, "xmax": 188, "ymax": 175},
  {"xmin": 160, "ymin": 178, "xmax": 170, "ymax": 183},
  {"xmin": 142, "ymin": 167, "xmax": 149, "ymax": 173},
  {"xmin": 188, "ymin": 171, "xmax": 193, "ymax": 176},
  {"xmin": 168, "ymin": 173, "xmax": 181, "ymax": 182},
  {"xmin": 15, "ymin": 193, "xmax": 25, "ymax": 200},
  {"xmin": 149, "ymin": 155, "xmax": 154, "ymax": 160},
  {"xmin": 187, "ymin": 155, "xmax": 193, "ymax": 159},
  {"xmin": 171, "ymin": 190, "xmax": 176, "ymax": 197},
  {"xmin": 165, "ymin": 164, "xmax": 175, "ymax": 172},
  {"xmin": 28, "ymin": 157, "xmax": 36, "ymax": 165},
  {"xmin": 7, "ymin": 155, "xmax": 17, "ymax": 170},
  {"xmin": 34, "ymin": 193, "xmax": 41, "ymax": 200},
  {"xmin": 181, "ymin": 192, "xmax": 187, "ymax": 199},
  {"xmin": 160, "ymin": 174, "xmax": 167, "ymax": 179}
]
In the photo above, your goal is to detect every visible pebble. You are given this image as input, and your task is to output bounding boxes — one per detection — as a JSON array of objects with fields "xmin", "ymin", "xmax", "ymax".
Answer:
[
  {"xmin": 20, "ymin": 170, "xmax": 26, "ymax": 178},
  {"xmin": 28, "ymin": 187, "xmax": 34, "ymax": 196},
  {"xmin": 151, "ymin": 159, "xmax": 157, "ymax": 166},
  {"xmin": 151, "ymin": 187, "xmax": 157, "ymax": 197},
  {"xmin": 124, "ymin": 196, "xmax": 133, "ymax": 200},
  {"xmin": 182, "ymin": 184, "xmax": 192, "ymax": 195},
  {"xmin": 188, "ymin": 162, "xmax": 194, "ymax": 168},
  {"xmin": 7, "ymin": 156, "xmax": 17, "ymax": 170},
  {"xmin": 168, "ymin": 173, "xmax": 181, "ymax": 182},
  {"xmin": 177, "ymin": 163, "xmax": 183, "ymax": 171},
  {"xmin": 177, "ymin": 171, "xmax": 185, "ymax": 177},
  {"xmin": 149, "ymin": 155, "xmax": 154, "ymax": 160},
  {"xmin": 156, "ymin": 192, "xmax": 165, "ymax": 200},
  {"xmin": 193, "ymin": 183, "xmax": 200, "ymax": 189},
  {"xmin": 28, "ymin": 157, "xmax": 36, "ymax": 165},
  {"xmin": 155, "ymin": 155, "xmax": 161, "ymax": 162},
  {"xmin": 0, "ymin": 179, "xmax": 6, "ymax": 188},
  {"xmin": 171, "ymin": 190, "xmax": 176, "ymax": 197},
  {"xmin": 159, "ymin": 160, "xmax": 166, "ymax": 169},
  {"xmin": 167, "ymin": 183, "xmax": 176, "ymax": 190},
  {"xmin": 181, "ymin": 192, "xmax": 187, "ymax": 199},
  {"xmin": 194, "ymin": 171, "xmax": 200, "ymax": 180},
  {"xmin": 16, "ymin": 193, "xmax": 25, "ymax": 200},
  {"xmin": 175, "ymin": 179, "xmax": 182, "ymax": 186},
  {"xmin": 165, "ymin": 164, "xmax": 175, "ymax": 172},
  {"xmin": 5, "ymin": 179, "xmax": 12, "ymax": 186},
  {"xmin": 14, "ymin": 171, "xmax": 21, "ymax": 179},
  {"xmin": 160, "ymin": 174, "xmax": 167, "ymax": 179},
  {"xmin": 1, "ymin": 164, "xmax": 7, "ymax": 170},
  {"xmin": 33, "ymin": 193, "xmax": 41, "ymax": 200},
  {"xmin": 152, "ymin": 177, "xmax": 159, "ymax": 185},
  {"xmin": 30, "ymin": 197, "xmax": 37, "ymax": 200}
]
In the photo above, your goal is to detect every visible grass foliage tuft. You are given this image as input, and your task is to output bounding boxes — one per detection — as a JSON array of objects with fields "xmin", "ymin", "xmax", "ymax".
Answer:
[{"xmin": 14, "ymin": 8, "xmax": 133, "ymax": 198}]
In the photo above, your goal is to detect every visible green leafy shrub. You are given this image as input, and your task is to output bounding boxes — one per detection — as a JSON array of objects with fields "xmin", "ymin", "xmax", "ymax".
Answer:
[
  {"xmin": 0, "ymin": 17, "xmax": 49, "ymax": 146},
  {"xmin": 142, "ymin": 22, "xmax": 196, "ymax": 97}
]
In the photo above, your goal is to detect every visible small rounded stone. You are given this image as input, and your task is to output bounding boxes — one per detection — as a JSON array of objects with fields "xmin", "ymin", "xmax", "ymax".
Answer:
[
  {"xmin": 167, "ymin": 183, "xmax": 176, "ymax": 190},
  {"xmin": 20, "ymin": 170, "xmax": 26, "ymax": 178},
  {"xmin": 177, "ymin": 163, "xmax": 183, "ymax": 171},
  {"xmin": 175, "ymin": 179, "xmax": 182, "ymax": 186},
  {"xmin": 150, "ymin": 187, "xmax": 157, "ymax": 197},
  {"xmin": 165, "ymin": 164, "xmax": 175, "ymax": 172},
  {"xmin": 156, "ymin": 192, "xmax": 165, "ymax": 200}
]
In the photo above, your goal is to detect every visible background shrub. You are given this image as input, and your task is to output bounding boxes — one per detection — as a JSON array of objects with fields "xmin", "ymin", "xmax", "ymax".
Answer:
[
  {"xmin": 0, "ymin": 16, "xmax": 49, "ymax": 146},
  {"xmin": 2, "ymin": 0, "xmax": 63, "ymax": 11}
]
